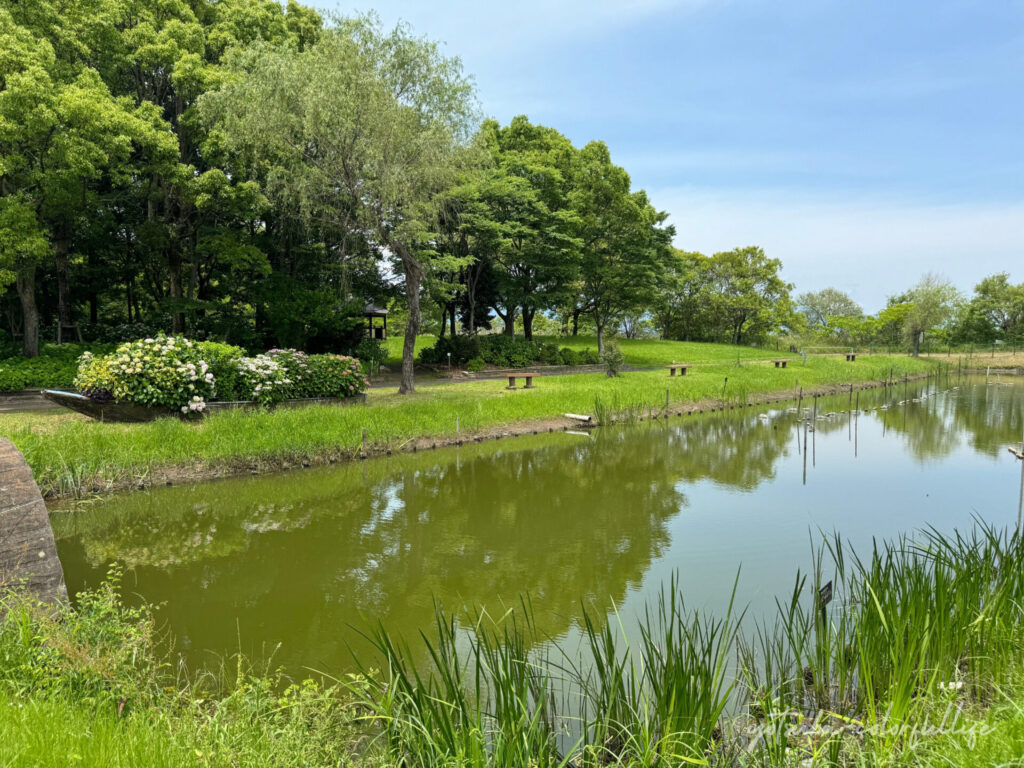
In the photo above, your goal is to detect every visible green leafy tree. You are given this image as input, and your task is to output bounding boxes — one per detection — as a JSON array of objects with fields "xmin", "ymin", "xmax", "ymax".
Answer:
[
  {"xmin": 796, "ymin": 287, "xmax": 863, "ymax": 328},
  {"xmin": 571, "ymin": 141, "xmax": 673, "ymax": 354},
  {"xmin": 481, "ymin": 117, "xmax": 581, "ymax": 340},
  {"xmin": 204, "ymin": 16, "xmax": 478, "ymax": 393},
  {"xmin": 900, "ymin": 274, "xmax": 961, "ymax": 356}
]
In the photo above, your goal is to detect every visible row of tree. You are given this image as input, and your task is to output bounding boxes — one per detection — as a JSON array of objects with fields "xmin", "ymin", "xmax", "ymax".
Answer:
[{"xmin": 796, "ymin": 273, "xmax": 1024, "ymax": 354}]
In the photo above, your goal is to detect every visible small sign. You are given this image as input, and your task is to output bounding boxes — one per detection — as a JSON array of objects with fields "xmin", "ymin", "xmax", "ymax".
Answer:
[{"xmin": 819, "ymin": 581, "xmax": 833, "ymax": 607}]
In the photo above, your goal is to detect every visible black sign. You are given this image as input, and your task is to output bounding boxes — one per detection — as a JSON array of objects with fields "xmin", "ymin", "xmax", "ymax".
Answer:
[{"xmin": 819, "ymin": 581, "xmax": 833, "ymax": 607}]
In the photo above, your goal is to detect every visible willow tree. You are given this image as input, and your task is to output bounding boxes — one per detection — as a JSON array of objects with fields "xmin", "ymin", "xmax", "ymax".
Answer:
[{"xmin": 204, "ymin": 16, "xmax": 477, "ymax": 393}]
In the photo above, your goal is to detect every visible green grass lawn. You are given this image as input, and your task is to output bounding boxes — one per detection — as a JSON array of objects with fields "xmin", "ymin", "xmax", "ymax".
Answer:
[
  {"xmin": 0, "ymin": 352, "xmax": 935, "ymax": 496},
  {"xmin": 385, "ymin": 334, "xmax": 786, "ymax": 368}
]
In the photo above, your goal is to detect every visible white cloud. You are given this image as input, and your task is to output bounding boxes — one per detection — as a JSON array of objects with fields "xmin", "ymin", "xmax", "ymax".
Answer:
[{"xmin": 654, "ymin": 187, "xmax": 1024, "ymax": 311}]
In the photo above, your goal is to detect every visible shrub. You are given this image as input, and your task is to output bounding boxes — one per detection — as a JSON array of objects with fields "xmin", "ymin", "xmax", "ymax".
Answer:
[
  {"xmin": 267, "ymin": 349, "xmax": 312, "ymax": 398},
  {"xmin": 197, "ymin": 341, "xmax": 246, "ymax": 401},
  {"xmin": 0, "ymin": 364, "xmax": 28, "ymax": 393},
  {"xmin": 600, "ymin": 340, "xmax": 626, "ymax": 377},
  {"xmin": 236, "ymin": 354, "xmax": 294, "ymax": 405},
  {"xmin": 418, "ymin": 335, "xmax": 480, "ymax": 366},
  {"xmin": 466, "ymin": 357, "xmax": 486, "ymax": 372},
  {"xmin": 580, "ymin": 348, "xmax": 600, "ymax": 365},
  {"xmin": 305, "ymin": 354, "xmax": 369, "ymax": 398},
  {"xmin": 74, "ymin": 335, "xmax": 215, "ymax": 413},
  {"xmin": 355, "ymin": 338, "xmax": 387, "ymax": 375},
  {"xmin": 558, "ymin": 348, "xmax": 580, "ymax": 366}
]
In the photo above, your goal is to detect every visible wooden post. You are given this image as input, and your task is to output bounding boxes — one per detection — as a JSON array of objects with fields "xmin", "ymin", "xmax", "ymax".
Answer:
[
  {"xmin": 665, "ymin": 389, "xmax": 670, "ymax": 412},
  {"xmin": 361, "ymin": 427, "xmax": 367, "ymax": 456}
]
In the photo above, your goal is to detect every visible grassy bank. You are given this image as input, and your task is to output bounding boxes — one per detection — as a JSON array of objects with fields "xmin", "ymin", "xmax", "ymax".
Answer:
[
  {"xmin": 0, "ymin": 351, "xmax": 935, "ymax": 496},
  {"xmin": 384, "ymin": 334, "xmax": 794, "ymax": 368},
  {"xmin": 5, "ymin": 521, "xmax": 1024, "ymax": 766}
]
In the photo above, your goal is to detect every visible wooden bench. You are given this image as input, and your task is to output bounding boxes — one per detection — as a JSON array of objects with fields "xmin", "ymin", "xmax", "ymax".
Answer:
[
  {"xmin": 845, "ymin": 353, "xmax": 857, "ymax": 362},
  {"xmin": 505, "ymin": 372, "xmax": 540, "ymax": 390},
  {"xmin": 771, "ymin": 359, "xmax": 789, "ymax": 368},
  {"xmin": 666, "ymin": 364, "xmax": 691, "ymax": 377}
]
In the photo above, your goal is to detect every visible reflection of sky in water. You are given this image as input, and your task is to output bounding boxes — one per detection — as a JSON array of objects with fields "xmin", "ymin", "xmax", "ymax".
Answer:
[{"xmin": 52, "ymin": 377, "xmax": 1024, "ymax": 674}]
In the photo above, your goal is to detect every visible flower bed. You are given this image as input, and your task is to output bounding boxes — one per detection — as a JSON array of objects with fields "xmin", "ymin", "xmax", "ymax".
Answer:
[{"xmin": 66, "ymin": 335, "xmax": 368, "ymax": 420}]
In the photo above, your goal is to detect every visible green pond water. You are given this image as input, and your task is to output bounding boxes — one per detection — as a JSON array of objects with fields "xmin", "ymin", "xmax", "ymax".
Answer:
[{"xmin": 52, "ymin": 376, "xmax": 1024, "ymax": 675}]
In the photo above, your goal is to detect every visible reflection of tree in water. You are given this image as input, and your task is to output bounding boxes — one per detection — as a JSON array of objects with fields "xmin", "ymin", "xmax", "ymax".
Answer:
[
  {"xmin": 58, "ymin": 381, "xmax": 1023, "ymax": 674},
  {"xmin": 659, "ymin": 412, "xmax": 793, "ymax": 490},
  {"xmin": 54, "ymin": 416, "xmax": 795, "ymax": 672},
  {"xmin": 867, "ymin": 379, "xmax": 1024, "ymax": 461}
]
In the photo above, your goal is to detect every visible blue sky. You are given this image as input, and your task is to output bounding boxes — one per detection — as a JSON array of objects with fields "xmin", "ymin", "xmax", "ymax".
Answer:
[{"xmin": 324, "ymin": 0, "xmax": 1022, "ymax": 311}]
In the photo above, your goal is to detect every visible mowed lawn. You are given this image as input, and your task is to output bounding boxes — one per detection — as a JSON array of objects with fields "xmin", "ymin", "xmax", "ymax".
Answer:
[
  {"xmin": 0, "ymin": 343, "xmax": 936, "ymax": 497},
  {"xmin": 384, "ymin": 334, "xmax": 788, "ymax": 367}
]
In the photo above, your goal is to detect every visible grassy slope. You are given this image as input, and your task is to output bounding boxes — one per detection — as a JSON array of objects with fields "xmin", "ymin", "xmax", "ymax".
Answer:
[
  {"xmin": 384, "ymin": 334, "xmax": 786, "ymax": 368},
  {"xmin": 0, "ymin": 346, "xmax": 934, "ymax": 496}
]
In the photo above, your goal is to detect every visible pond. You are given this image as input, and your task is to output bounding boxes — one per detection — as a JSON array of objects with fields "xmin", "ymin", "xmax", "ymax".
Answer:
[{"xmin": 52, "ymin": 375, "xmax": 1024, "ymax": 675}]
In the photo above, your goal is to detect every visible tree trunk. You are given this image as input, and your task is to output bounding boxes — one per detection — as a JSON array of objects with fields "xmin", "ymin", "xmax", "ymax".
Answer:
[
  {"xmin": 89, "ymin": 294, "xmax": 98, "ymax": 324},
  {"xmin": 571, "ymin": 308, "xmax": 581, "ymax": 336},
  {"xmin": 16, "ymin": 266, "xmax": 39, "ymax": 358},
  {"xmin": 596, "ymin": 322, "xmax": 605, "ymax": 355},
  {"xmin": 449, "ymin": 305, "xmax": 457, "ymax": 337},
  {"xmin": 438, "ymin": 309, "xmax": 447, "ymax": 338},
  {"xmin": 54, "ymin": 232, "xmax": 73, "ymax": 332},
  {"xmin": 168, "ymin": 248, "xmax": 184, "ymax": 334},
  {"xmin": 398, "ymin": 247, "xmax": 423, "ymax": 395},
  {"xmin": 522, "ymin": 307, "xmax": 534, "ymax": 341},
  {"xmin": 912, "ymin": 331, "xmax": 921, "ymax": 357}
]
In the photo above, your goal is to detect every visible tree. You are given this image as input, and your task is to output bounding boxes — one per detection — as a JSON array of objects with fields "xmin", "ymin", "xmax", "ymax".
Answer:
[
  {"xmin": 204, "ymin": 16, "xmax": 478, "ymax": 393},
  {"xmin": 707, "ymin": 246, "xmax": 793, "ymax": 345},
  {"xmin": 0, "ymin": 4, "xmax": 175, "ymax": 355},
  {"xmin": 796, "ymin": 287, "xmax": 862, "ymax": 328},
  {"xmin": 571, "ymin": 141, "xmax": 673, "ymax": 354},
  {"xmin": 901, "ymin": 274, "xmax": 961, "ymax": 356},
  {"xmin": 481, "ymin": 117, "xmax": 580, "ymax": 340}
]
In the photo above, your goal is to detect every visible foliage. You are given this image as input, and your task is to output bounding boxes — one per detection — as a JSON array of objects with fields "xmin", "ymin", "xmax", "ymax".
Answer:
[
  {"xmin": 305, "ymin": 354, "xmax": 369, "ymax": 399},
  {"xmin": 796, "ymin": 287, "xmax": 863, "ymax": 327},
  {"xmin": 235, "ymin": 353, "xmax": 295, "ymax": 406},
  {"xmin": 600, "ymin": 339, "xmax": 626, "ymax": 377},
  {"xmin": 197, "ymin": 341, "xmax": 245, "ymax": 402},
  {"xmin": 204, "ymin": 15, "xmax": 479, "ymax": 394},
  {"xmin": 74, "ymin": 335, "xmax": 216, "ymax": 413},
  {"xmin": 655, "ymin": 247, "xmax": 795, "ymax": 345},
  {"xmin": 899, "ymin": 274, "xmax": 962, "ymax": 355},
  {"xmin": 418, "ymin": 334, "xmax": 596, "ymax": 368},
  {"xmin": 466, "ymin": 356, "xmax": 486, "ymax": 372},
  {"xmin": 355, "ymin": 338, "xmax": 388, "ymax": 375},
  {"xmin": 0, "ymin": 343, "xmax": 114, "ymax": 393}
]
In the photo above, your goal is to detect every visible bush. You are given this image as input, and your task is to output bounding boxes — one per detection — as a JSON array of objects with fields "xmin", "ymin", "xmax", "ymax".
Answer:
[
  {"xmin": 74, "ymin": 335, "xmax": 215, "ymax": 413},
  {"xmin": 558, "ymin": 347, "xmax": 580, "ymax": 366},
  {"xmin": 236, "ymin": 353, "xmax": 294, "ymax": 405},
  {"xmin": 580, "ymin": 348, "xmax": 600, "ymax": 365},
  {"xmin": 305, "ymin": 354, "xmax": 369, "ymax": 398},
  {"xmin": 466, "ymin": 357, "xmax": 486, "ymax": 372},
  {"xmin": 197, "ymin": 341, "xmax": 245, "ymax": 401},
  {"xmin": 0, "ymin": 343, "xmax": 116, "ymax": 393},
  {"xmin": 600, "ymin": 340, "xmax": 626, "ymax": 377},
  {"xmin": 418, "ymin": 335, "xmax": 480, "ymax": 366},
  {"xmin": 355, "ymin": 338, "xmax": 387, "ymax": 375}
]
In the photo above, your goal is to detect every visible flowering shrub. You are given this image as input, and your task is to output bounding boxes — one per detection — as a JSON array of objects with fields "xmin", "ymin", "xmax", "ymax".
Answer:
[
  {"xmin": 266, "ymin": 349, "xmax": 310, "ymax": 398},
  {"xmin": 305, "ymin": 354, "xmax": 369, "ymax": 398},
  {"xmin": 235, "ymin": 354, "xmax": 293, "ymax": 405},
  {"xmin": 74, "ymin": 335, "xmax": 215, "ymax": 413}
]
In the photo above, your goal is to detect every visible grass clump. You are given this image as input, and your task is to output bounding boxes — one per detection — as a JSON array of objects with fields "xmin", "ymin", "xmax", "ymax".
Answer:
[{"xmin": 0, "ymin": 572, "xmax": 364, "ymax": 767}]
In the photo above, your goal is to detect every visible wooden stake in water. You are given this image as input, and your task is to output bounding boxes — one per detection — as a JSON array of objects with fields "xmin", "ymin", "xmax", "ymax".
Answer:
[
  {"xmin": 361, "ymin": 427, "xmax": 367, "ymax": 456},
  {"xmin": 456, "ymin": 415, "xmax": 460, "ymax": 440},
  {"xmin": 666, "ymin": 388, "xmax": 670, "ymax": 413}
]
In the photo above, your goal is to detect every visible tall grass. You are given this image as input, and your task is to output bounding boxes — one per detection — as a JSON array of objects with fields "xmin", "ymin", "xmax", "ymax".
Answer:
[{"xmin": 345, "ymin": 520, "xmax": 1024, "ymax": 766}]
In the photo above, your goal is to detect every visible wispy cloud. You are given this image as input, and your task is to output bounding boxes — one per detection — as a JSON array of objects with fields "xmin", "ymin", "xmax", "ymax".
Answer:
[{"xmin": 654, "ymin": 187, "xmax": 1024, "ymax": 310}]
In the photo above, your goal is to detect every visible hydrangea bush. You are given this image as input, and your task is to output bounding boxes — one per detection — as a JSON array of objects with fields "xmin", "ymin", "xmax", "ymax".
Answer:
[
  {"xmin": 75, "ymin": 335, "xmax": 215, "ymax": 414},
  {"xmin": 235, "ymin": 354, "xmax": 293, "ymax": 406},
  {"xmin": 74, "ymin": 338, "xmax": 368, "ymax": 415}
]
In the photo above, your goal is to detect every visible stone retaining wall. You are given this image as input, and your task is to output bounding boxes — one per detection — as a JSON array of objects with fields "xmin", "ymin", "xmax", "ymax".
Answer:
[{"xmin": 0, "ymin": 439, "xmax": 66, "ymax": 605}]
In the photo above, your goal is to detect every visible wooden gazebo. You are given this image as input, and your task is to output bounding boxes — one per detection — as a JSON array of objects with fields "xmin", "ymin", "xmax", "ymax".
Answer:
[{"xmin": 364, "ymin": 303, "xmax": 388, "ymax": 340}]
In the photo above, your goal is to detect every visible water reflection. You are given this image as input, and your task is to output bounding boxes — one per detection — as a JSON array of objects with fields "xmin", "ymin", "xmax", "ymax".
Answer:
[{"xmin": 52, "ymin": 377, "xmax": 1024, "ymax": 673}]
